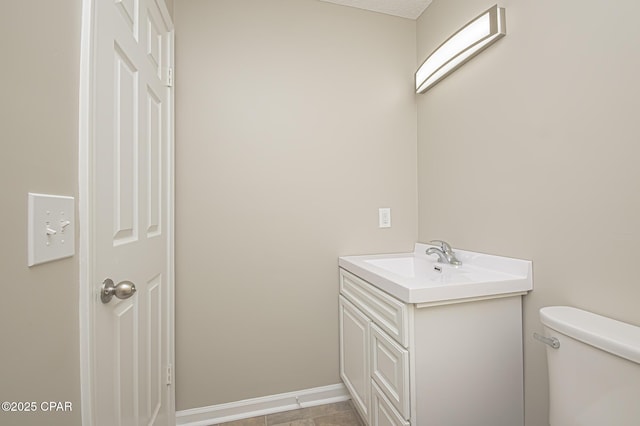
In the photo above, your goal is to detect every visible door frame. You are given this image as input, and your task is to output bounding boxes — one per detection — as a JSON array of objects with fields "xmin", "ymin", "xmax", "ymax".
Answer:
[{"xmin": 78, "ymin": 0, "xmax": 176, "ymax": 423}]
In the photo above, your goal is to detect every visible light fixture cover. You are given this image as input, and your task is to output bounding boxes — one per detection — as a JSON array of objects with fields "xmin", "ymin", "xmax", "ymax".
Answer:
[{"xmin": 415, "ymin": 4, "xmax": 506, "ymax": 94}]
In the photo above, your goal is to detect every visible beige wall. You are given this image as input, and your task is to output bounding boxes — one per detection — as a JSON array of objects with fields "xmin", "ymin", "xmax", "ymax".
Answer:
[
  {"xmin": 164, "ymin": 0, "xmax": 174, "ymax": 17},
  {"xmin": 0, "ymin": 1, "xmax": 82, "ymax": 425},
  {"xmin": 417, "ymin": 0, "xmax": 640, "ymax": 424},
  {"xmin": 174, "ymin": 0, "xmax": 417, "ymax": 409}
]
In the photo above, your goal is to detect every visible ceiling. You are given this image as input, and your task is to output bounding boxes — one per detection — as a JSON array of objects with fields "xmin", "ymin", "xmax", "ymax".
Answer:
[{"xmin": 317, "ymin": 0, "xmax": 432, "ymax": 19}]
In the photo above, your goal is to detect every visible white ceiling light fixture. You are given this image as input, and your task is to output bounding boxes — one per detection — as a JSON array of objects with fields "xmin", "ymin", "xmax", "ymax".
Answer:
[{"xmin": 415, "ymin": 4, "xmax": 506, "ymax": 94}]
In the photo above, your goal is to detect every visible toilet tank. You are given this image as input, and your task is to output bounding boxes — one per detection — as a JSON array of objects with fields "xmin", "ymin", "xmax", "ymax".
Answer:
[{"xmin": 540, "ymin": 306, "xmax": 640, "ymax": 426}]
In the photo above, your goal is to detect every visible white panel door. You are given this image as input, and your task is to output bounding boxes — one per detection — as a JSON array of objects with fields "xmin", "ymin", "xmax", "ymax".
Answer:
[{"xmin": 90, "ymin": 0, "xmax": 173, "ymax": 425}]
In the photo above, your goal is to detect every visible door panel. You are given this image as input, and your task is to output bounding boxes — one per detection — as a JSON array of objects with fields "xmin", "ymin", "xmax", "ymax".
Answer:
[
  {"xmin": 147, "ymin": 274, "xmax": 162, "ymax": 423},
  {"xmin": 371, "ymin": 382, "xmax": 409, "ymax": 426},
  {"xmin": 146, "ymin": 86, "xmax": 162, "ymax": 238},
  {"xmin": 370, "ymin": 324, "xmax": 410, "ymax": 419},
  {"xmin": 113, "ymin": 43, "xmax": 139, "ymax": 244},
  {"xmin": 90, "ymin": 0, "xmax": 173, "ymax": 424},
  {"xmin": 146, "ymin": 12, "xmax": 162, "ymax": 77},
  {"xmin": 115, "ymin": 0, "xmax": 136, "ymax": 28},
  {"xmin": 339, "ymin": 296, "xmax": 370, "ymax": 423},
  {"xmin": 113, "ymin": 299, "xmax": 138, "ymax": 424}
]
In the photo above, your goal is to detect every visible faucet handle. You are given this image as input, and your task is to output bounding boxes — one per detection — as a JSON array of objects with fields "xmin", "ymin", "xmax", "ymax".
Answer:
[{"xmin": 429, "ymin": 240, "xmax": 454, "ymax": 254}]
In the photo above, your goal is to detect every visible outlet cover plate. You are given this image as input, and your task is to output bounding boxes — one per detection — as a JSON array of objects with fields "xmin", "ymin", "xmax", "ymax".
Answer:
[{"xmin": 379, "ymin": 207, "xmax": 391, "ymax": 228}]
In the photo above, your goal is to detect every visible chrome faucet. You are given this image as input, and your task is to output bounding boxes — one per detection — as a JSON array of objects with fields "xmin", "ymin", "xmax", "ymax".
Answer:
[{"xmin": 426, "ymin": 240, "xmax": 462, "ymax": 266}]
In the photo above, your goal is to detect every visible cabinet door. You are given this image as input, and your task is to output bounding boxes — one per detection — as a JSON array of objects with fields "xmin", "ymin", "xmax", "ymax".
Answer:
[
  {"xmin": 371, "ymin": 324, "xmax": 410, "ymax": 419},
  {"xmin": 339, "ymin": 296, "xmax": 370, "ymax": 423},
  {"xmin": 371, "ymin": 382, "xmax": 410, "ymax": 426}
]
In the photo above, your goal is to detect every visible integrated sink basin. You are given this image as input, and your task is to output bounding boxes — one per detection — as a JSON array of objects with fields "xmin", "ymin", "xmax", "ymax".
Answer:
[{"xmin": 339, "ymin": 243, "xmax": 532, "ymax": 304}]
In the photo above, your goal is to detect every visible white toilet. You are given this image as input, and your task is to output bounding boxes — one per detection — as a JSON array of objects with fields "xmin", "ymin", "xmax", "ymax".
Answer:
[{"xmin": 539, "ymin": 306, "xmax": 640, "ymax": 426}]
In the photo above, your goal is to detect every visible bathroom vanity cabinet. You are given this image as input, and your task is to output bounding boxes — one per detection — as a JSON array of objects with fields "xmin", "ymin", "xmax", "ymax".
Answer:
[{"xmin": 339, "ymin": 268, "xmax": 526, "ymax": 426}]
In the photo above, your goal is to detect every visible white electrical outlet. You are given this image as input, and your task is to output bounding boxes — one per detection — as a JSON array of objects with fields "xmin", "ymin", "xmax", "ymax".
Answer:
[
  {"xmin": 379, "ymin": 208, "xmax": 391, "ymax": 228},
  {"xmin": 28, "ymin": 193, "xmax": 75, "ymax": 266}
]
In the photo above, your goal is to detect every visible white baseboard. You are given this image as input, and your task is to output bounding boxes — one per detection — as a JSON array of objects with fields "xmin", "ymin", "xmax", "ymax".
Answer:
[{"xmin": 176, "ymin": 383, "xmax": 350, "ymax": 426}]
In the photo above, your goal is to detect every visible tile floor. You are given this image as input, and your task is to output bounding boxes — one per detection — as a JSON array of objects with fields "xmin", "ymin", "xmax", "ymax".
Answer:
[{"xmin": 216, "ymin": 400, "xmax": 364, "ymax": 426}]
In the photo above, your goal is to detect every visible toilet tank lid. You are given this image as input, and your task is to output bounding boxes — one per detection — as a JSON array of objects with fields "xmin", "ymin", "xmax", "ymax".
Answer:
[{"xmin": 540, "ymin": 306, "xmax": 640, "ymax": 365}]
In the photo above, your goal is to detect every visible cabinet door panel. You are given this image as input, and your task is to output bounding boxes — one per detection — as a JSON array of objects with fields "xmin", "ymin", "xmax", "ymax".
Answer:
[
  {"xmin": 372, "ymin": 382, "xmax": 410, "ymax": 426},
  {"xmin": 371, "ymin": 324, "xmax": 410, "ymax": 419},
  {"xmin": 339, "ymin": 296, "xmax": 370, "ymax": 423}
]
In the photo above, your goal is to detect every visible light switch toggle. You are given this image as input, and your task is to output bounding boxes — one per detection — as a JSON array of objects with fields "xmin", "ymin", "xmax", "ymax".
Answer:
[
  {"xmin": 60, "ymin": 220, "xmax": 71, "ymax": 233},
  {"xmin": 46, "ymin": 225, "xmax": 57, "ymax": 236}
]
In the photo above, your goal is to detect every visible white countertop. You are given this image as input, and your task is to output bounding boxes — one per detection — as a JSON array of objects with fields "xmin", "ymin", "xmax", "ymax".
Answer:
[{"xmin": 339, "ymin": 243, "xmax": 532, "ymax": 304}]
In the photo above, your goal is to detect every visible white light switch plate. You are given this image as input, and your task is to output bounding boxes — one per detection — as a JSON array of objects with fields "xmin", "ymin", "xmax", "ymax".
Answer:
[{"xmin": 28, "ymin": 193, "xmax": 75, "ymax": 266}]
